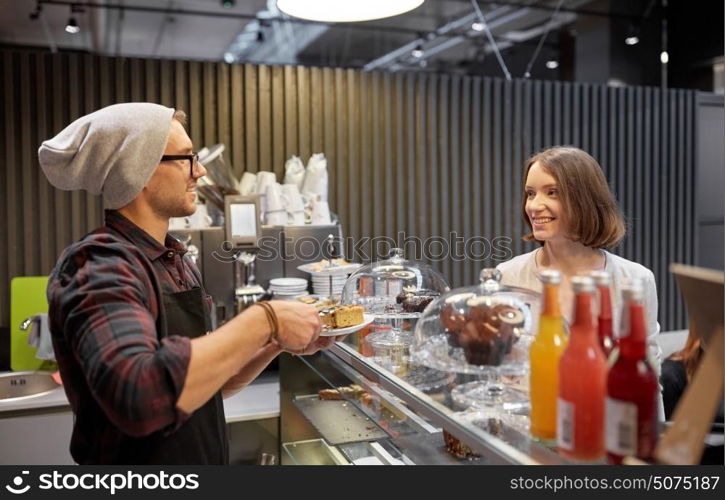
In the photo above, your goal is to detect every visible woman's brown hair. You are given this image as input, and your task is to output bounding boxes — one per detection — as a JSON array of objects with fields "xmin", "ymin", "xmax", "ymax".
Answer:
[
  {"xmin": 668, "ymin": 331, "xmax": 702, "ymax": 381},
  {"xmin": 521, "ymin": 146, "xmax": 626, "ymax": 249}
]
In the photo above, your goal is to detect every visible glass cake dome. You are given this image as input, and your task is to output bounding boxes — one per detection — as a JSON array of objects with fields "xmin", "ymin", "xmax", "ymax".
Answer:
[
  {"xmin": 340, "ymin": 248, "xmax": 450, "ymax": 377},
  {"xmin": 340, "ymin": 248, "xmax": 450, "ymax": 319},
  {"xmin": 411, "ymin": 268, "xmax": 541, "ymax": 376}
]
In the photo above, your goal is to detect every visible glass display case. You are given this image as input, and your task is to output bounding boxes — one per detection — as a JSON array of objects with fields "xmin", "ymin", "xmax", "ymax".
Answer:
[
  {"xmin": 279, "ymin": 341, "xmax": 571, "ymax": 465},
  {"xmin": 280, "ymin": 269, "xmax": 572, "ymax": 465}
]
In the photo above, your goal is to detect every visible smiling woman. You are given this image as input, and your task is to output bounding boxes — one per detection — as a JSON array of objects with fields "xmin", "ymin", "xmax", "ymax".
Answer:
[{"xmin": 496, "ymin": 146, "xmax": 664, "ymax": 422}]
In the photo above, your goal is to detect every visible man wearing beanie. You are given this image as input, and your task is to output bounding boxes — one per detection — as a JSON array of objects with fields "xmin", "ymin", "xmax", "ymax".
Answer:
[{"xmin": 40, "ymin": 102, "xmax": 329, "ymax": 464}]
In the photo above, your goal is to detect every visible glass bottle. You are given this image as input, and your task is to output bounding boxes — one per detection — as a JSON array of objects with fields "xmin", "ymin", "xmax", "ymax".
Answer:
[
  {"xmin": 557, "ymin": 275, "xmax": 607, "ymax": 461},
  {"xmin": 606, "ymin": 278, "xmax": 659, "ymax": 464},
  {"xmin": 529, "ymin": 270, "xmax": 568, "ymax": 442},
  {"xmin": 591, "ymin": 270, "xmax": 616, "ymax": 360}
]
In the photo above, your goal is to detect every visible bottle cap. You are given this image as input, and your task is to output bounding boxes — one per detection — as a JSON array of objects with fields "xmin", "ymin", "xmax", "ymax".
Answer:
[
  {"xmin": 571, "ymin": 275, "xmax": 596, "ymax": 294},
  {"xmin": 539, "ymin": 269, "xmax": 561, "ymax": 285}
]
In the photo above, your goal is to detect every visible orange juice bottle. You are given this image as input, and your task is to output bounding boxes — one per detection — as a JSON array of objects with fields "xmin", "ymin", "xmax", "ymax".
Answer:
[
  {"xmin": 529, "ymin": 270, "xmax": 568, "ymax": 442},
  {"xmin": 557, "ymin": 276, "xmax": 607, "ymax": 461}
]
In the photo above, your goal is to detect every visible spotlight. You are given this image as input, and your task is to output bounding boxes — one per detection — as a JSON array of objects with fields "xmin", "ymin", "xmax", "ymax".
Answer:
[
  {"xmin": 624, "ymin": 23, "xmax": 640, "ymax": 46},
  {"xmin": 29, "ymin": 4, "xmax": 41, "ymax": 21},
  {"xmin": 224, "ymin": 52, "xmax": 235, "ymax": 64},
  {"xmin": 545, "ymin": 60, "xmax": 559, "ymax": 69},
  {"xmin": 471, "ymin": 22, "xmax": 485, "ymax": 32},
  {"xmin": 411, "ymin": 44, "xmax": 424, "ymax": 58},
  {"xmin": 660, "ymin": 51, "xmax": 669, "ymax": 64},
  {"xmin": 65, "ymin": 17, "xmax": 80, "ymax": 34}
]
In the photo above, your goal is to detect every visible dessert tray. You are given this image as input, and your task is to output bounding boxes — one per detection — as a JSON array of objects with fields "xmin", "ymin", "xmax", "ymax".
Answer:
[{"xmin": 297, "ymin": 259, "xmax": 362, "ymax": 277}]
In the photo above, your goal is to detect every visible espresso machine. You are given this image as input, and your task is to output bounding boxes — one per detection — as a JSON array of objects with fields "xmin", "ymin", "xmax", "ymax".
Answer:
[{"xmin": 170, "ymin": 197, "xmax": 344, "ymax": 327}]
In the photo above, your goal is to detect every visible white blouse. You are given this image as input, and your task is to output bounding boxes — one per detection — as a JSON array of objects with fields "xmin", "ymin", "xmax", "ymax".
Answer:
[{"xmin": 496, "ymin": 248, "xmax": 665, "ymax": 420}]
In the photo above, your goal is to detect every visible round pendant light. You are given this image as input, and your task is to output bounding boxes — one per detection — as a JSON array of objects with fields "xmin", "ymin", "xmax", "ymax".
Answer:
[{"xmin": 276, "ymin": 0, "xmax": 425, "ymax": 23}]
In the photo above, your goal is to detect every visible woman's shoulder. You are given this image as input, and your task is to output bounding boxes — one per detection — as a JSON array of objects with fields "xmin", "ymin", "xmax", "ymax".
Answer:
[
  {"xmin": 603, "ymin": 250, "xmax": 656, "ymax": 281},
  {"xmin": 496, "ymin": 249, "xmax": 537, "ymax": 272},
  {"xmin": 496, "ymin": 250, "xmax": 539, "ymax": 287}
]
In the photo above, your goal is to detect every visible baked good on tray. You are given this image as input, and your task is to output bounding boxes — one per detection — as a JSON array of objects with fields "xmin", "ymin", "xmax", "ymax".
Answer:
[{"xmin": 319, "ymin": 305, "xmax": 365, "ymax": 329}]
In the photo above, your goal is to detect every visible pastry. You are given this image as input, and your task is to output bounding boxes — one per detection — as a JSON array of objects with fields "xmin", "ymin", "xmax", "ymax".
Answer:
[
  {"xmin": 334, "ymin": 305, "xmax": 365, "ymax": 327},
  {"xmin": 318, "ymin": 304, "xmax": 364, "ymax": 329},
  {"xmin": 401, "ymin": 295, "xmax": 435, "ymax": 313},
  {"xmin": 443, "ymin": 417, "xmax": 504, "ymax": 460},
  {"xmin": 450, "ymin": 300, "xmax": 524, "ymax": 366}
]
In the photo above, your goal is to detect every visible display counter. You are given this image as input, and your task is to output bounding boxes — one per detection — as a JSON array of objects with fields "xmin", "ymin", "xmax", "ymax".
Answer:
[{"xmin": 280, "ymin": 338, "xmax": 574, "ymax": 465}]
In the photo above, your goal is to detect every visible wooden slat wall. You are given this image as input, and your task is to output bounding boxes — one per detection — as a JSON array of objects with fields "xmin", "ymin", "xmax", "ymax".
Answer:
[{"xmin": 0, "ymin": 50, "xmax": 698, "ymax": 331}]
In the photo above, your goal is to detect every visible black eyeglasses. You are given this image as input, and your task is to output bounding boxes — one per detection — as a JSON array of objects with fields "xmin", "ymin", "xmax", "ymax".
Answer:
[{"xmin": 160, "ymin": 153, "xmax": 199, "ymax": 177}]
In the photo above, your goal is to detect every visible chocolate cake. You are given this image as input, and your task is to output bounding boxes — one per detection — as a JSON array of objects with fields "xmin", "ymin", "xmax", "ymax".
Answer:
[{"xmin": 445, "ymin": 299, "xmax": 524, "ymax": 366}]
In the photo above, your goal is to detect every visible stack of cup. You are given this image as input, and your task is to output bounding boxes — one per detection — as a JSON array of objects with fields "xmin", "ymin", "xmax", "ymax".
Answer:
[
  {"xmin": 310, "ymin": 197, "xmax": 332, "ymax": 225},
  {"xmin": 239, "ymin": 172, "xmax": 258, "ymax": 195},
  {"xmin": 256, "ymin": 171, "xmax": 277, "ymax": 216},
  {"xmin": 282, "ymin": 184, "xmax": 305, "ymax": 225},
  {"xmin": 265, "ymin": 183, "xmax": 287, "ymax": 226}
]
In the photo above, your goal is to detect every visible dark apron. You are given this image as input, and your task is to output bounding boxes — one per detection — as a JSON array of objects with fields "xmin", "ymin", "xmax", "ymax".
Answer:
[{"xmin": 120, "ymin": 287, "xmax": 229, "ymax": 464}]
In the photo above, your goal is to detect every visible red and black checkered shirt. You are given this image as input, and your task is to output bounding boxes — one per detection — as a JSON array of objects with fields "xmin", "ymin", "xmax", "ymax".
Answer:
[{"xmin": 47, "ymin": 210, "xmax": 208, "ymax": 464}]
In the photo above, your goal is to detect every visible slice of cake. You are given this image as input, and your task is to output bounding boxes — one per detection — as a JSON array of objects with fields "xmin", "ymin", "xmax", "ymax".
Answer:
[{"xmin": 333, "ymin": 305, "xmax": 365, "ymax": 328}]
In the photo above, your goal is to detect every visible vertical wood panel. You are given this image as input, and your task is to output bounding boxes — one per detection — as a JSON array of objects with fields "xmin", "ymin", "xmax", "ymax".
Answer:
[
  {"xmin": 243, "ymin": 64, "xmax": 258, "ymax": 173},
  {"xmin": 0, "ymin": 49, "xmax": 702, "ymax": 335},
  {"xmin": 257, "ymin": 64, "xmax": 272, "ymax": 172}
]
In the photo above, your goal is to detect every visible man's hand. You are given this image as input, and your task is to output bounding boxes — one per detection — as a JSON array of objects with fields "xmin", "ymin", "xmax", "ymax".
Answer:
[
  {"xmin": 283, "ymin": 334, "xmax": 348, "ymax": 355},
  {"xmin": 269, "ymin": 300, "xmax": 322, "ymax": 352}
]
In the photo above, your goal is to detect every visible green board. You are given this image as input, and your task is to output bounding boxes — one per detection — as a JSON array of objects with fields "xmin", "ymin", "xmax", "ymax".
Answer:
[{"xmin": 10, "ymin": 276, "xmax": 57, "ymax": 372}]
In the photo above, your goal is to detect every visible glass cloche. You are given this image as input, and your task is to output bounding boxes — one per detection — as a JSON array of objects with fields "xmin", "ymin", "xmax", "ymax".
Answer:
[
  {"xmin": 340, "ymin": 248, "xmax": 450, "ymax": 376},
  {"xmin": 340, "ymin": 248, "xmax": 450, "ymax": 319},
  {"xmin": 412, "ymin": 268, "xmax": 541, "ymax": 376}
]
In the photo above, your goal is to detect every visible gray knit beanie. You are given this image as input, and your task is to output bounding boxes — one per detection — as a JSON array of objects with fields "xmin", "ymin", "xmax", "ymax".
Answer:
[{"xmin": 38, "ymin": 102, "xmax": 175, "ymax": 209}]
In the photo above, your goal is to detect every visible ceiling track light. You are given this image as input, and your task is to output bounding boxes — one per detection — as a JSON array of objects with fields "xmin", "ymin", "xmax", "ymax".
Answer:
[
  {"xmin": 65, "ymin": 17, "xmax": 80, "ymax": 34},
  {"xmin": 624, "ymin": 22, "xmax": 640, "ymax": 46},
  {"xmin": 65, "ymin": 3, "xmax": 84, "ymax": 34},
  {"xmin": 29, "ymin": 2, "xmax": 42, "ymax": 20},
  {"xmin": 276, "ymin": 0, "xmax": 425, "ymax": 23},
  {"xmin": 411, "ymin": 44, "xmax": 424, "ymax": 58}
]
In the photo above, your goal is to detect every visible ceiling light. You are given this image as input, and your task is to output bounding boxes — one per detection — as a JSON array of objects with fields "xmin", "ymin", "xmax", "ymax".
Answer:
[
  {"xmin": 625, "ymin": 36, "xmax": 639, "ymax": 46},
  {"xmin": 411, "ymin": 45, "xmax": 424, "ymax": 58},
  {"xmin": 224, "ymin": 52, "xmax": 235, "ymax": 63},
  {"xmin": 545, "ymin": 60, "xmax": 559, "ymax": 69},
  {"xmin": 660, "ymin": 51, "xmax": 669, "ymax": 64},
  {"xmin": 471, "ymin": 22, "xmax": 485, "ymax": 32},
  {"xmin": 221, "ymin": 0, "xmax": 235, "ymax": 8},
  {"xmin": 65, "ymin": 17, "xmax": 80, "ymax": 34},
  {"xmin": 276, "ymin": 0, "xmax": 425, "ymax": 23}
]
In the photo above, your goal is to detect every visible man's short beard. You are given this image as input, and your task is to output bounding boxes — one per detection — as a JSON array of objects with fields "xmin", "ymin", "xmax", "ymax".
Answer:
[{"xmin": 151, "ymin": 195, "xmax": 195, "ymax": 219}]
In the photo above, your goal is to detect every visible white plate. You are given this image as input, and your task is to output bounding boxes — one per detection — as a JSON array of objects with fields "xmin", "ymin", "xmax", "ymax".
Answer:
[
  {"xmin": 320, "ymin": 313, "xmax": 375, "ymax": 337},
  {"xmin": 298, "ymin": 262, "xmax": 362, "ymax": 277},
  {"xmin": 270, "ymin": 277, "xmax": 308, "ymax": 287}
]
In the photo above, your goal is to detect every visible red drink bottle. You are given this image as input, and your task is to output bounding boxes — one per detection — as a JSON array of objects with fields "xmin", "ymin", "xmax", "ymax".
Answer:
[
  {"xmin": 557, "ymin": 276, "xmax": 607, "ymax": 461},
  {"xmin": 606, "ymin": 278, "xmax": 659, "ymax": 464}
]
